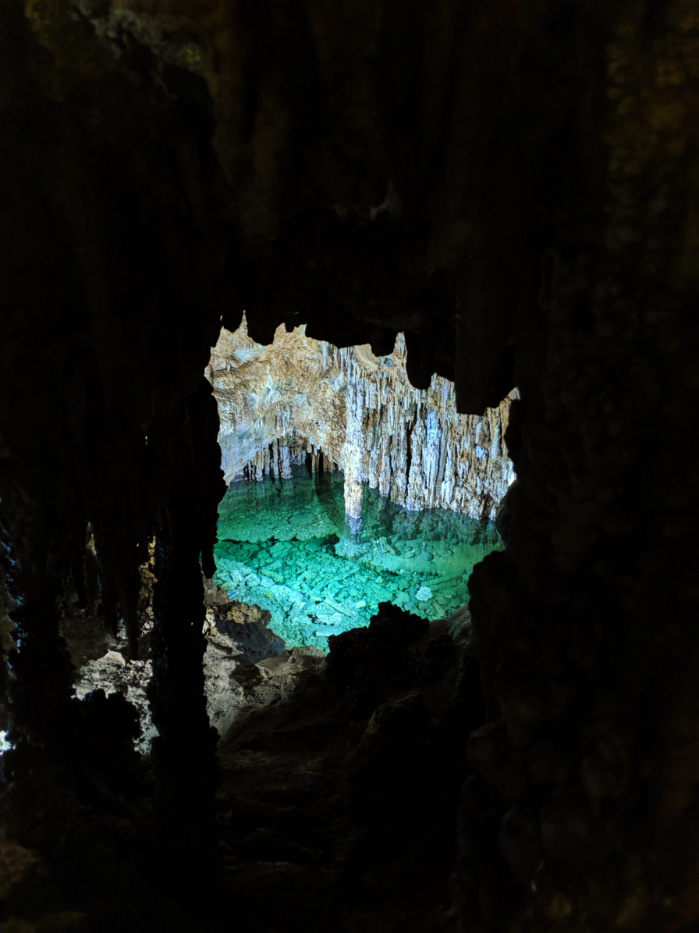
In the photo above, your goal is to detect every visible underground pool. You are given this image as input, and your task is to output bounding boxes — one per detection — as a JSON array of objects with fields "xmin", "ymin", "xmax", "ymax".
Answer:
[{"xmin": 213, "ymin": 464, "xmax": 503, "ymax": 651}]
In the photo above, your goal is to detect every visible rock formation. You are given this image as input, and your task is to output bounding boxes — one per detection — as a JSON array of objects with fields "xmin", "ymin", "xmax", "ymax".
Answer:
[
  {"xmin": 1, "ymin": 2, "xmax": 698, "ymax": 932},
  {"xmin": 68, "ymin": 577, "xmax": 321, "ymax": 751},
  {"xmin": 208, "ymin": 318, "xmax": 515, "ymax": 523}
]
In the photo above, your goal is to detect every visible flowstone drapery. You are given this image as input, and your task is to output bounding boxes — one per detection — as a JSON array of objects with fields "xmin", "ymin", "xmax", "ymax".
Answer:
[{"xmin": 207, "ymin": 319, "xmax": 515, "ymax": 526}]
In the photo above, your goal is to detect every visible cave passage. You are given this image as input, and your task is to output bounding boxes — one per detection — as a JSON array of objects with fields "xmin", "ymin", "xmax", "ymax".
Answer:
[
  {"xmin": 1, "ymin": 3, "xmax": 697, "ymax": 929},
  {"xmin": 213, "ymin": 463, "xmax": 502, "ymax": 650}
]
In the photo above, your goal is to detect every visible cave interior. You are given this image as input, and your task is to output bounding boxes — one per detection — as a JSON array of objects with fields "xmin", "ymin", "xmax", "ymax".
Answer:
[
  {"xmin": 207, "ymin": 317, "xmax": 513, "ymax": 650},
  {"xmin": 1, "ymin": 1, "xmax": 698, "ymax": 932}
]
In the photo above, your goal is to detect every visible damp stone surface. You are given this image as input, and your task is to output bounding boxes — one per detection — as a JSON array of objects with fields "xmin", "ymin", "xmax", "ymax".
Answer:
[{"xmin": 214, "ymin": 465, "xmax": 503, "ymax": 651}]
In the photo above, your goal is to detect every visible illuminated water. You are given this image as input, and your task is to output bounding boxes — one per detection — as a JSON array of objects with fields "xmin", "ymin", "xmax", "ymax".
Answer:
[{"xmin": 214, "ymin": 465, "xmax": 502, "ymax": 651}]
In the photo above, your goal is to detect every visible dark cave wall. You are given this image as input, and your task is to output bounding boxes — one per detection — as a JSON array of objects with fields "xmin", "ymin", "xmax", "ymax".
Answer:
[
  {"xmin": 0, "ymin": 0, "xmax": 228, "ymax": 864},
  {"xmin": 465, "ymin": 9, "xmax": 699, "ymax": 929},
  {"xmin": 0, "ymin": 1, "xmax": 698, "ymax": 930}
]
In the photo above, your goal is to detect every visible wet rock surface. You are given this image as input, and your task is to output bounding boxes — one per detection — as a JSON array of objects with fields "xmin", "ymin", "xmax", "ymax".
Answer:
[
  {"xmin": 214, "ymin": 465, "xmax": 502, "ymax": 649},
  {"xmin": 209, "ymin": 321, "xmax": 515, "ymax": 521}
]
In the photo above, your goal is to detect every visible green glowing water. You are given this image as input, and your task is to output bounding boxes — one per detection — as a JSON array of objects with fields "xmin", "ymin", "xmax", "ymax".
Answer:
[{"xmin": 214, "ymin": 465, "xmax": 503, "ymax": 652}]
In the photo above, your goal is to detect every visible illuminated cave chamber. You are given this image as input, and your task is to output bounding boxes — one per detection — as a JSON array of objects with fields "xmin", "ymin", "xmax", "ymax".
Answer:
[{"xmin": 206, "ymin": 317, "xmax": 516, "ymax": 650}]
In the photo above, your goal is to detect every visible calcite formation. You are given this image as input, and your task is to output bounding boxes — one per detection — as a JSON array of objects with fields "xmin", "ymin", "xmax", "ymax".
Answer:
[
  {"xmin": 2, "ymin": 2, "xmax": 699, "ymax": 931},
  {"xmin": 207, "ymin": 318, "xmax": 515, "ymax": 523},
  {"xmin": 71, "ymin": 585, "xmax": 318, "ymax": 751}
]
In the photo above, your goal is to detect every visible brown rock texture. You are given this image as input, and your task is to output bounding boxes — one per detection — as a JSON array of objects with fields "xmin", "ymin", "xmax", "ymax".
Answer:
[{"xmin": 208, "ymin": 318, "xmax": 515, "ymax": 521}]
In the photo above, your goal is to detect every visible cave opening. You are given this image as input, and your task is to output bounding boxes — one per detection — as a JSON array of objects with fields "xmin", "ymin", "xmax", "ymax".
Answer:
[{"xmin": 207, "ymin": 317, "xmax": 515, "ymax": 651}]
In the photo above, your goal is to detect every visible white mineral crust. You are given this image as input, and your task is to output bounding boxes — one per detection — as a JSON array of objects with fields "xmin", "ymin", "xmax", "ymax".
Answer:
[{"xmin": 207, "ymin": 316, "xmax": 516, "ymax": 522}]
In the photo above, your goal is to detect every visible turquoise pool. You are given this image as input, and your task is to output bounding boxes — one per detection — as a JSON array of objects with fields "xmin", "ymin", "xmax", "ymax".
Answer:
[{"xmin": 214, "ymin": 465, "xmax": 502, "ymax": 651}]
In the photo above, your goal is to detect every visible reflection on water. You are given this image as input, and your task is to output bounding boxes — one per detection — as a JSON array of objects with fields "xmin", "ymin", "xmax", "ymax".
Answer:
[{"xmin": 214, "ymin": 465, "xmax": 502, "ymax": 651}]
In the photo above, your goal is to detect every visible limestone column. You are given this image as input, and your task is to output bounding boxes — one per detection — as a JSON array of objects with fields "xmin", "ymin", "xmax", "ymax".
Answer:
[{"xmin": 343, "ymin": 356, "xmax": 364, "ymax": 534}]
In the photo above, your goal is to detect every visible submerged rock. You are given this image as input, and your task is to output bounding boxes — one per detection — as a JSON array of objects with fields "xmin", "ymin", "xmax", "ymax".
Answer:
[{"xmin": 213, "ymin": 463, "xmax": 504, "ymax": 650}]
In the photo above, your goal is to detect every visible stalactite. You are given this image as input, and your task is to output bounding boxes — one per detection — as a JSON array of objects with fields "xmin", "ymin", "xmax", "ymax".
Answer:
[
  {"xmin": 339, "ymin": 336, "xmax": 516, "ymax": 521},
  {"xmin": 211, "ymin": 325, "xmax": 515, "ymax": 526}
]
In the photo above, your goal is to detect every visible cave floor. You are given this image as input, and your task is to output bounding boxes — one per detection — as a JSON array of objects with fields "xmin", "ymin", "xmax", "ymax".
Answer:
[
  {"xmin": 1, "ymin": 607, "xmax": 478, "ymax": 933},
  {"xmin": 213, "ymin": 609, "xmax": 474, "ymax": 933}
]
